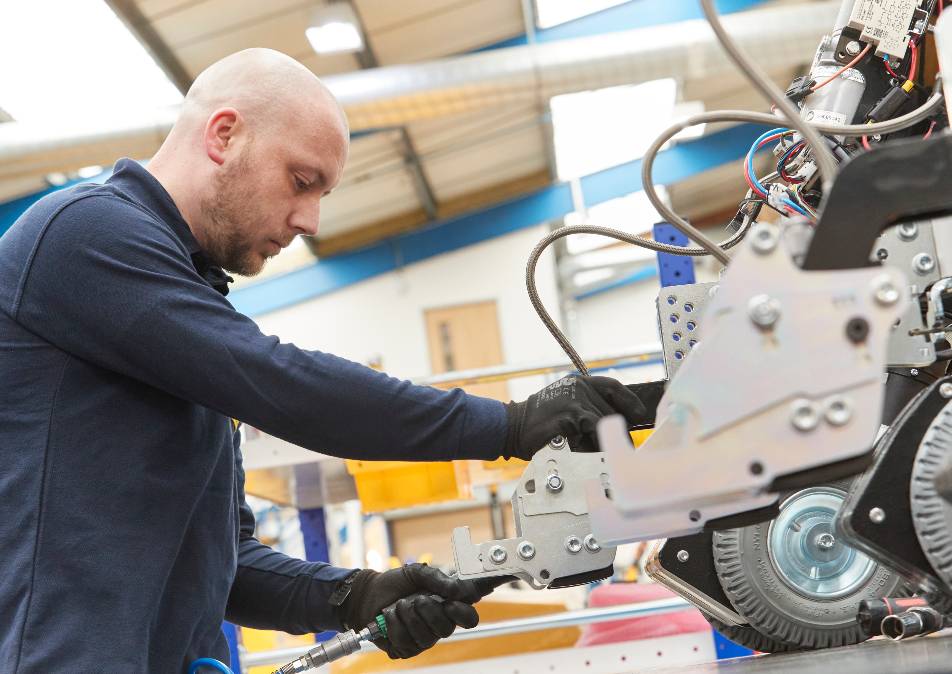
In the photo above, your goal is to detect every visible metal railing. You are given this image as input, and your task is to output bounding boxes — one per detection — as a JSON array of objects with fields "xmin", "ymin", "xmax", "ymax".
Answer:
[{"xmin": 240, "ymin": 596, "xmax": 693, "ymax": 669}]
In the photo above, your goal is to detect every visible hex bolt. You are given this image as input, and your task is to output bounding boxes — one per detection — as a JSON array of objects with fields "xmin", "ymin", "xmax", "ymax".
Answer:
[
  {"xmin": 748, "ymin": 295, "xmax": 782, "ymax": 330},
  {"xmin": 549, "ymin": 435, "xmax": 566, "ymax": 450},
  {"xmin": 565, "ymin": 536, "xmax": 583, "ymax": 554},
  {"xmin": 898, "ymin": 223, "xmax": 919, "ymax": 241},
  {"xmin": 489, "ymin": 545, "xmax": 508, "ymax": 564},
  {"xmin": 546, "ymin": 473, "xmax": 564, "ymax": 492},
  {"xmin": 824, "ymin": 396, "xmax": 852, "ymax": 427},
  {"xmin": 517, "ymin": 541, "xmax": 536, "ymax": 561},
  {"xmin": 940, "ymin": 382, "xmax": 952, "ymax": 399},
  {"xmin": 872, "ymin": 275, "xmax": 900, "ymax": 306},
  {"xmin": 677, "ymin": 550, "xmax": 690, "ymax": 563},
  {"xmin": 583, "ymin": 534, "xmax": 600, "ymax": 553},
  {"xmin": 791, "ymin": 399, "xmax": 820, "ymax": 432},
  {"xmin": 869, "ymin": 507, "xmax": 886, "ymax": 524},
  {"xmin": 913, "ymin": 253, "xmax": 936, "ymax": 276},
  {"xmin": 751, "ymin": 225, "xmax": 779, "ymax": 255},
  {"xmin": 845, "ymin": 40, "xmax": 862, "ymax": 56}
]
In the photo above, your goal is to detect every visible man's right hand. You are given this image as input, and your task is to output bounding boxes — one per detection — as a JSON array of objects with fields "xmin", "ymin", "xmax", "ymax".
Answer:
[{"xmin": 503, "ymin": 375, "xmax": 649, "ymax": 459}]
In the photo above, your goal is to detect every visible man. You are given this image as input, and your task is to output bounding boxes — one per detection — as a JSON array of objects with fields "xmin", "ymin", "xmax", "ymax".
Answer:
[{"xmin": 0, "ymin": 49, "xmax": 647, "ymax": 672}]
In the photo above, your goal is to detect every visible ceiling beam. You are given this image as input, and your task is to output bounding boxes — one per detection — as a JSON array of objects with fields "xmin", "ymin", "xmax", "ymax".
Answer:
[{"xmin": 104, "ymin": 0, "xmax": 194, "ymax": 95}]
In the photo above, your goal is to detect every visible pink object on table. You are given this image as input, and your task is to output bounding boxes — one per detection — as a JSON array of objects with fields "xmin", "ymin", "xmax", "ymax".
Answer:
[{"xmin": 576, "ymin": 583, "xmax": 710, "ymax": 646}]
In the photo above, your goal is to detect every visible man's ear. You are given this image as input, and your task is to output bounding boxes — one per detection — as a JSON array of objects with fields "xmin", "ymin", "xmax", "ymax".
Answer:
[{"xmin": 204, "ymin": 108, "xmax": 240, "ymax": 166}]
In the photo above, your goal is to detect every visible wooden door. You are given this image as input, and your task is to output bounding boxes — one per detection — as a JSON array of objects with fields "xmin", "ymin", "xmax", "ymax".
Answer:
[{"xmin": 424, "ymin": 300, "xmax": 508, "ymax": 401}]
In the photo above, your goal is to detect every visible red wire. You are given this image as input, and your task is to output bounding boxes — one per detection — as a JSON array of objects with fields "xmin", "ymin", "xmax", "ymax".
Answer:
[
  {"xmin": 861, "ymin": 135, "xmax": 872, "ymax": 151},
  {"xmin": 811, "ymin": 44, "xmax": 872, "ymax": 93},
  {"xmin": 909, "ymin": 40, "xmax": 919, "ymax": 81},
  {"xmin": 883, "ymin": 58, "xmax": 900, "ymax": 79},
  {"xmin": 925, "ymin": 120, "xmax": 937, "ymax": 139}
]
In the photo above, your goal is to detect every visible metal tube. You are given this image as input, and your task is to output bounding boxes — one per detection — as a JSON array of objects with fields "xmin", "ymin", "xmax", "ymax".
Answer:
[
  {"xmin": 241, "ymin": 597, "xmax": 693, "ymax": 668},
  {"xmin": 412, "ymin": 345, "xmax": 663, "ymax": 387}
]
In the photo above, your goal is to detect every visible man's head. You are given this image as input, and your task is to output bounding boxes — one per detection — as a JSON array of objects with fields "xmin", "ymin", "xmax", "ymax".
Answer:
[{"xmin": 149, "ymin": 48, "xmax": 349, "ymax": 276}]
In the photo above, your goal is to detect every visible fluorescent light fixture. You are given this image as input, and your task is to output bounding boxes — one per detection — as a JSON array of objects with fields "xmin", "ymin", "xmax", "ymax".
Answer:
[
  {"xmin": 306, "ymin": 5, "xmax": 364, "ymax": 55},
  {"xmin": 535, "ymin": 0, "xmax": 629, "ymax": 29},
  {"xmin": 0, "ymin": 0, "xmax": 182, "ymax": 124}
]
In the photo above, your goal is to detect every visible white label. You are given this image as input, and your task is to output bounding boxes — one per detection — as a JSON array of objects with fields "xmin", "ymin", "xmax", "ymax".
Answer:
[
  {"xmin": 849, "ymin": 0, "xmax": 919, "ymax": 59},
  {"xmin": 804, "ymin": 109, "xmax": 848, "ymax": 125}
]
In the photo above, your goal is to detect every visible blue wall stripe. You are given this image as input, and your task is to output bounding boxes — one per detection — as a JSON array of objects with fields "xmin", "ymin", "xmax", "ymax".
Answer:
[
  {"xmin": 232, "ymin": 122, "xmax": 768, "ymax": 317},
  {"xmin": 478, "ymin": 0, "xmax": 768, "ymax": 51}
]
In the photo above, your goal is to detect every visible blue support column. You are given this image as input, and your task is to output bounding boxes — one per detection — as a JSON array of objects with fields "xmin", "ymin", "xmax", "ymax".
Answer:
[
  {"xmin": 221, "ymin": 621, "xmax": 242, "ymax": 671},
  {"xmin": 299, "ymin": 507, "xmax": 337, "ymax": 643},
  {"xmin": 653, "ymin": 223, "xmax": 696, "ymax": 287}
]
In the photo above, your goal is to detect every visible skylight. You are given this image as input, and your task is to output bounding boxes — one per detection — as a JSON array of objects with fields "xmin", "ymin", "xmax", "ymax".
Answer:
[
  {"xmin": 0, "ymin": 1, "xmax": 183, "ymax": 124},
  {"xmin": 535, "ymin": 0, "xmax": 630, "ymax": 29}
]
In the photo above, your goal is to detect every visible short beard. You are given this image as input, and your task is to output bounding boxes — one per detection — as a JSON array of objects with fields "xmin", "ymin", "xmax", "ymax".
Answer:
[{"xmin": 198, "ymin": 147, "xmax": 266, "ymax": 277}]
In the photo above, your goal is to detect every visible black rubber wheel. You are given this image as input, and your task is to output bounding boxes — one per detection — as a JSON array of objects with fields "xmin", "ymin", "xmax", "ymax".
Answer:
[
  {"xmin": 713, "ymin": 482, "xmax": 906, "ymax": 649},
  {"xmin": 702, "ymin": 612, "xmax": 802, "ymax": 654}
]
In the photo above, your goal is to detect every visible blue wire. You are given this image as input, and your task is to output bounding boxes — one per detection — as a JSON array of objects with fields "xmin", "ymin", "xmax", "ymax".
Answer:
[
  {"xmin": 746, "ymin": 127, "xmax": 789, "ymax": 196},
  {"xmin": 188, "ymin": 658, "xmax": 235, "ymax": 674},
  {"xmin": 781, "ymin": 198, "xmax": 809, "ymax": 216}
]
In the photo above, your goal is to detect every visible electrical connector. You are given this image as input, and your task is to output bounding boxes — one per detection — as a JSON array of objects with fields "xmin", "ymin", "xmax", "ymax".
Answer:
[
  {"xmin": 785, "ymin": 76, "xmax": 816, "ymax": 104},
  {"xmin": 867, "ymin": 80, "xmax": 916, "ymax": 123}
]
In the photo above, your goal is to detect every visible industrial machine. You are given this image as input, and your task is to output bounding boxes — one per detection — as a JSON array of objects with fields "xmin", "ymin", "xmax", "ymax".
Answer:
[{"xmin": 452, "ymin": 0, "xmax": 952, "ymax": 654}]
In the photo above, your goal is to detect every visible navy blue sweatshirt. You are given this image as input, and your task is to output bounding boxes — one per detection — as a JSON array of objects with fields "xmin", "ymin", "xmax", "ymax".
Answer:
[{"xmin": 0, "ymin": 159, "xmax": 508, "ymax": 673}]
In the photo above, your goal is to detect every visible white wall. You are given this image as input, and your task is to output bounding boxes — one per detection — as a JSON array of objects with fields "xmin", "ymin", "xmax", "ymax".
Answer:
[{"xmin": 253, "ymin": 226, "xmax": 569, "ymax": 401}]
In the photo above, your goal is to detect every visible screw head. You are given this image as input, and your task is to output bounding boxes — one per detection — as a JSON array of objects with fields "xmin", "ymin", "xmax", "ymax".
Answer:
[
  {"xmin": 751, "ymin": 225, "xmax": 779, "ymax": 255},
  {"xmin": 489, "ymin": 545, "xmax": 508, "ymax": 564},
  {"xmin": 546, "ymin": 474, "xmax": 564, "ymax": 492},
  {"xmin": 517, "ymin": 541, "xmax": 536, "ymax": 560},
  {"xmin": 872, "ymin": 275, "xmax": 900, "ymax": 306},
  {"xmin": 898, "ymin": 223, "xmax": 919, "ymax": 241},
  {"xmin": 583, "ymin": 534, "xmax": 601, "ymax": 552},
  {"xmin": 549, "ymin": 435, "xmax": 566, "ymax": 449},
  {"xmin": 791, "ymin": 399, "xmax": 820, "ymax": 432},
  {"xmin": 940, "ymin": 382, "xmax": 952, "ymax": 399},
  {"xmin": 748, "ymin": 295, "xmax": 782, "ymax": 330},
  {"xmin": 913, "ymin": 253, "xmax": 936, "ymax": 275},
  {"xmin": 677, "ymin": 549, "xmax": 690, "ymax": 563},
  {"xmin": 824, "ymin": 396, "xmax": 852, "ymax": 427},
  {"xmin": 815, "ymin": 532, "xmax": 836, "ymax": 550},
  {"xmin": 565, "ymin": 536, "xmax": 582, "ymax": 554},
  {"xmin": 869, "ymin": 507, "xmax": 886, "ymax": 524},
  {"xmin": 845, "ymin": 40, "xmax": 862, "ymax": 56}
]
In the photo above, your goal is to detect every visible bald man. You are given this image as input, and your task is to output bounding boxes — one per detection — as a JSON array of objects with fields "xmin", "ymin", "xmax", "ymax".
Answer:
[{"xmin": 0, "ymin": 49, "xmax": 647, "ymax": 672}]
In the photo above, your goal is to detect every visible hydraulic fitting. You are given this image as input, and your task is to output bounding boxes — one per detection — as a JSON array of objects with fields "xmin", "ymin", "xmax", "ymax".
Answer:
[
  {"xmin": 880, "ymin": 606, "xmax": 945, "ymax": 641},
  {"xmin": 857, "ymin": 596, "xmax": 929, "ymax": 636}
]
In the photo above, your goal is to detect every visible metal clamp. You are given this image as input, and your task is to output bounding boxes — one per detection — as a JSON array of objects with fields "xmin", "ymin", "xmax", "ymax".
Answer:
[{"xmin": 452, "ymin": 437, "xmax": 616, "ymax": 589}]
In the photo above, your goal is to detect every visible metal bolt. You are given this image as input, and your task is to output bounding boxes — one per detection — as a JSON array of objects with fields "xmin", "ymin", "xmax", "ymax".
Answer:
[
  {"xmin": 845, "ymin": 40, "xmax": 862, "ymax": 56},
  {"xmin": 791, "ymin": 399, "xmax": 820, "ymax": 432},
  {"xmin": 869, "ymin": 507, "xmax": 886, "ymax": 524},
  {"xmin": 549, "ymin": 435, "xmax": 566, "ymax": 449},
  {"xmin": 748, "ymin": 295, "xmax": 782, "ymax": 330},
  {"xmin": 517, "ymin": 541, "xmax": 536, "ymax": 560},
  {"xmin": 565, "ymin": 536, "xmax": 583, "ymax": 554},
  {"xmin": 911, "ymin": 369, "xmax": 920, "ymax": 376},
  {"xmin": 751, "ymin": 225, "xmax": 779, "ymax": 255},
  {"xmin": 872, "ymin": 275, "xmax": 900, "ymax": 306},
  {"xmin": 824, "ymin": 396, "xmax": 852, "ymax": 427},
  {"xmin": 913, "ymin": 253, "xmax": 936, "ymax": 275},
  {"xmin": 546, "ymin": 473, "xmax": 564, "ymax": 492},
  {"xmin": 677, "ymin": 549, "xmax": 690, "ymax": 563},
  {"xmin": 940, "ymin": 382, "xmax": 952, "ymax": 399},
  {"xmin": 815, "ymin": 532, "xmax": 836, "ymax": 550},
  {"xmin": 584, "ymin": 534, "xmax": 600, "ymax": 553},
  {"xmin": 898, "ymin": 223, "xmax": 919, "ymax": 241},
  {"xmin": 489, "ymin": 545, "xmax": 508, "ymax": 564}
]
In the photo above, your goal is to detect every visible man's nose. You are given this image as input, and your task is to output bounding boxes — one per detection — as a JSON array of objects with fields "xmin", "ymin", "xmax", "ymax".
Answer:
[{"xmin": 290, "ymin": 198, "xmax": 320, "ymax": 237}]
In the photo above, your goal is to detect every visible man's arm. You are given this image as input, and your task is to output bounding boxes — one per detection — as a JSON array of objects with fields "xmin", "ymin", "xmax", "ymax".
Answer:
[
  {"xmin": 225, "ymin": 431, "xmax": 353, "ymax": 633},
  {"xmin": 13, "ymin": 195, "xmax": 507, "ymax": 462}
]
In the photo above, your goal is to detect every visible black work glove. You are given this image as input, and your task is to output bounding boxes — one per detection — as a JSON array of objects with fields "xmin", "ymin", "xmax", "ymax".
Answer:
[
  {"xmin": 332, "ymin": 563, "xmax": 511, "ymax": 659},
  {"xmin": 504, "ymin": 375, "xmax": 649, "ymax": 459}
]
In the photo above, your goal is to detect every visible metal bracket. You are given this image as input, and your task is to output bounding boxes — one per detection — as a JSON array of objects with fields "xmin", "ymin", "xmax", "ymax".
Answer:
[
  {"xmin": 452, "ymin": 437, "xmax": 616, "ymax": 589},
  {"xmin": 586, "ymin": 222, "xmax": 908, "ymax": 542}
]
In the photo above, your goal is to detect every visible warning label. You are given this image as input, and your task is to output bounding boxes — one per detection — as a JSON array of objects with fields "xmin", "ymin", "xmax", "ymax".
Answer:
[{"xmin": 849, "ymin": 0, "xmax": 919, "ymax": 59}]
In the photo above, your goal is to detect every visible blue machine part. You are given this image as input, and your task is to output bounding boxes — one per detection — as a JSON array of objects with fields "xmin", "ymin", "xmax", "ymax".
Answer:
[{"xmin": 653, "ymin": 223, "xmax": 696, "ymax": 288}]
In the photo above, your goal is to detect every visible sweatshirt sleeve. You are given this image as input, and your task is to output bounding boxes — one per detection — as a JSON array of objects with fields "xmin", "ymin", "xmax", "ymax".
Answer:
[
  {"xmin": 12, "ymin": 193, "xmax": 508, "ymax": 461},
  {"xmin": 225, "ymin": 432, "xmax": 353, "ymax": 633}
]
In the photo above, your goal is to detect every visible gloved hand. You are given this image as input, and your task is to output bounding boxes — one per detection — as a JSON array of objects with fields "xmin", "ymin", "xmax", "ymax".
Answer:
[
  {"xmin": 504, "ymin": 375, "xmax": 649, "ymax": 459},
  {"xmin": 332, "ymin": 563, "xmax": 510, "ymax": 659}
]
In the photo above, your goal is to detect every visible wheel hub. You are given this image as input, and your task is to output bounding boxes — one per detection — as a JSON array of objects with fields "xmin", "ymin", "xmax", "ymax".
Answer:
[{"xmin": 768, "ymin": 487, "xmax": 876, "ymax": 600}]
